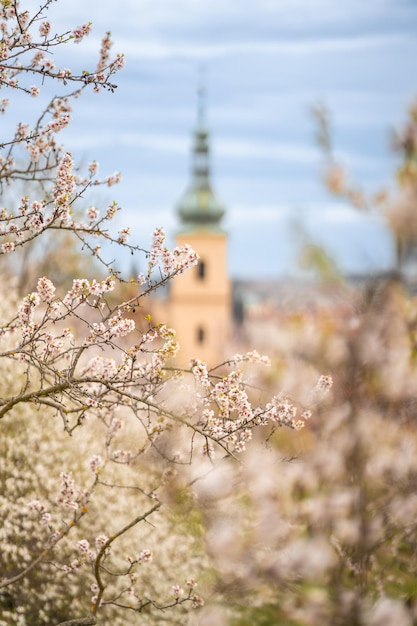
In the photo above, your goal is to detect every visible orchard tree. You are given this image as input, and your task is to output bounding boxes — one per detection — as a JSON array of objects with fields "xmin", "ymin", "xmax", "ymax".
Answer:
[{"xmin": 0, "ymin": 3, "xmax": 328, "ymax": 625}]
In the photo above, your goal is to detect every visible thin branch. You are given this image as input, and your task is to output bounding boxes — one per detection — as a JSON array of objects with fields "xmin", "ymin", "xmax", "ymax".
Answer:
[
  {"xmin": 57, "ymin": 617, "xmax": 97, "ymax": 626},
  {"xmin": 92, "ymin": 501, "xmax": 161, "ymax": 613}
]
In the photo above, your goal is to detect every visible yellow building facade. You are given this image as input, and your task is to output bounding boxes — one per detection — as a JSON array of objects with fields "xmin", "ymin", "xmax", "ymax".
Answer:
[{"xmin": 169, "ymin": 230, "xmax": 230, "ymax": 366}]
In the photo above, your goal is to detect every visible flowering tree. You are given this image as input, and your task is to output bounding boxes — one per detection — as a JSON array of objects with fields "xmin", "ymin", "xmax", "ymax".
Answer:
[
  {"xmin": 0, "ymin": 3, "xmax": 325, "ymax": 624},
  {"xmin": 199, "ymin": 279, "xmax": 417, "ymax": 626}
]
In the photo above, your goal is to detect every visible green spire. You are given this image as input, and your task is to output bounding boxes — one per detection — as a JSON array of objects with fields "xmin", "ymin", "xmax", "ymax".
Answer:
[{"xmin": 176, "ymin": 77, "xmax": 225, "ymax": 232}]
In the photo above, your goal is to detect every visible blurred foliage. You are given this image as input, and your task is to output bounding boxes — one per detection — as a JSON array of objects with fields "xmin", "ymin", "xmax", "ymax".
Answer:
[
  {"xmin": 197, "ymin": 274, "xmax": 417, "ymax": 626},
  {"xmin": 312, "ymin": 95, "xmax": 417, "ymax": 270},
  {"xmin": 230, "ymin": 602, "xmax": 298, "ymax": 626},
  {"xmin": 299, "ymin": 243, "xmax": 342, "ymax": 284}
]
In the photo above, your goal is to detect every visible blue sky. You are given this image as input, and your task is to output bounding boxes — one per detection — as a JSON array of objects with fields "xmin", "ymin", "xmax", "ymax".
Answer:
[{"xmin": 45, "ymin": 0, "xmax": 417, "ymax": 278}]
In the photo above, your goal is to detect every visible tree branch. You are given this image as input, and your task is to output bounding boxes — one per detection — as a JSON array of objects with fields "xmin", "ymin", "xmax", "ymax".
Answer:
[{"xmin": 57, "ymin": 617, "xmax": 97, "ymax": 626}]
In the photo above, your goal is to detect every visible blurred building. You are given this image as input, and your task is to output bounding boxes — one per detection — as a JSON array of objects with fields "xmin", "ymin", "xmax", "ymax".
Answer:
[
  {"xmin": 152, "ymin": 88, "xmax": 231, "ymax": 366},
  {"xmin": 149, "ymin": 89, "xmax": 366, "ymax": 367}
]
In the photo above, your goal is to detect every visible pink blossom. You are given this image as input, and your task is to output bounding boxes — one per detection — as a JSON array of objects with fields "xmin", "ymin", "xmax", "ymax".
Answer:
[
  {"xmin": 316, "ymin": 374, "xmax": 333, "ymax": 393},
  {"xmin": 56, "ymin": 472, "xmax": 79, "ymax": 510},
  {"xmin": 16, "ymin": 123, "xmax": 29, "ymax": 141},
  {"xmin": 42, "ymin": 57, "xmax": 56, "ymax": 72},
  {"xmin": 40, "ymin": 512, "xmax": 52, "ymax": 526},
  {"xmin": 106, "ymin": 201, "xmax": 118, "ymax": 219},
  {"xmin": 18, "ymin": 292, "xmax": 40, "ymax": 325},
  {"xmin": 106, "ymin": 417, "xmax": 123, "ymax": 442},
  {"xmin": 1, "ymin": 241, "xmax": 15, "ymax": 253},
  {"xmin": 186, "ymin": 579, "xmax": 198, "ymax": 589},
  {"xmin": 72, "ymin": 22, "xmax": 92, "ymax": 43},
  {"xmin": 77, "ymin": 539, "xmax": 90, "ymax": 553},
  {"xmin": 30, "ymin": 85, "xmax": 40, "ymax": 98},
  {"xmin": 53, "ymin": 152, "xmax": 75, "ymax": 217},
  {"xmin": 118, "ymin": 227, "xmax": 130, "ymax": 243},
  {"xmin": 0, "ymin": 42, "xmax": 9, "ymax": 60},
  {"xmin": 172, "ymin": 584, "xmax": 184, "ymax": 598},
  {"xmin": 57, "ymin": 68, "xmax": 72, "ymax": 80},
  {"xmin": 32, "ymin": 50, "xmax": 45, "ymax": 67},
  {"xmin": 87, "ymin": 206, "xmax": 99, "ymax": 221},
  {"xmin": 26, "ymin": 213, "xmax": 44, "ymax": 233},
  {"xmin": 112, "ymin": 53, "xmax": 125, "ymax": 71},
  {"xmin": 18, "ymin": 11, "xmax": 29, "ymax": 29},
  {"xmin": 90, "ymin": 582, "xmax": 99, "ymax": 595},
  {"xmin": 96, "ymin": 32, "xmax": 112, "ymax": 72},
  {"xmin": 27, "ymin": 144, "xmax": 40, "ymax": 163},
  {"xmin": 88, "ymin": 161, "xmax": 98, "ymax": 175},
  {"xmin": 137, "ymin": 549, "xmax": 153, "ymax": 563},
  {"xmin": 18, "ymin": 32, "xmax": 32, "ymax": 45},
  {"xmin": 191, "ymin": 359, "xmax": 211, "ymax": 389},
  {"xmin": 0, "ymin": 97, "xmax": 8, "ymax": 113},
  {"xmin": 106, "ymin": 171, "xmax": 121, "ymax": 186},
  {"xmin": 232, "ymin": 350, "xmax": 271, "ymax": 366},
  {"xmin": 37, "ymin": 277, "xmax": 56, "ymax": 302},
  {"xmin": 39, "ymin": 21, "xmax": 51, "ymax": 37},
  {"xmin": 89, "ymin": 454, "xmax": 104, "ymax": 474},
  {"xmin": 112, "ymin": 449, "xmax": 134, "ymax": 463},
  {"xmin": 27, "ymin": 499, "xmax": 48, "ymax": 514},
  {"xmin": 191, "ymin": 595, "xmax": 205, "ymax": 608},
  {"xmin": 107, "ymin": 314, "xmax": 135, "ymax": 338}
]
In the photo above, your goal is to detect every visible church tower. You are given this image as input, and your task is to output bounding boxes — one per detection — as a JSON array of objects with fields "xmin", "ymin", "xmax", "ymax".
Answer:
[{"xmin": 169, "ymin": 84, "xmax": 231, "ymax": 366}]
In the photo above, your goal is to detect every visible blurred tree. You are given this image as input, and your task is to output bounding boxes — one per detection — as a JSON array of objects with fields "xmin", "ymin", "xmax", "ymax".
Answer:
[{"xmin": 312, "ymin": 98, "xmax": 417, "ymax": 274}]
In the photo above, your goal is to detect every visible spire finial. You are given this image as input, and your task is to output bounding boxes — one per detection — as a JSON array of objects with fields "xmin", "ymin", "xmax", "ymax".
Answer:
[
  {"xmin": 176, "ymin": 66, "xmax": 225, "ymax": 232},
  {"xmin": 197, "ymin": 64, "xmax": 207, "ymax": 125}
]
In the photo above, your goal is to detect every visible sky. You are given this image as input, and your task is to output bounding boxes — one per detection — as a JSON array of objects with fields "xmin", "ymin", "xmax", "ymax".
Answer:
[{"xmin": 34, "ymin": 0, "xmax": 417, "ymax": 278}]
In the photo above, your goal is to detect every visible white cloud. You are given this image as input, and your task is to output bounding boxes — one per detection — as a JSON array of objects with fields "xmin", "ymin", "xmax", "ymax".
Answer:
[
  {"xmin": 303, "ymin": 203, "xmax": 384, "ymax": 223},
  {"xmin": 50, "ymin": 0, "xmax": 414, "ymax": 41},
  {"xmin": 217, "ymin": 138, "xmax": 318, "ymax": 163},
  {"xmin": 227, "ymin": 204, "xmax": 293, "ymax": 224},
  {"xmin": 62, "ymin": 131, "xmax": 189, "ymax": 154},
  {"xmin": 70, "ymin": 32, "xmax": 406, "ymax": 63},
  {"xmin": 22, "ymin": 0, "xmax": 415, "ymax": 277},
  {"xmin": 62, "ymin": 127, "xmax": 379, "ymax": 174},
  {"xmin": 49, "ymin": 0, "xmax": 413, "ymax": 63},
  {"xmin": 125, "ymin": 206, "xmax": 175, "ymax": 229},
  {"xmin": 226, "ymin": 202, "xmax": 390, "ymax": 228}
]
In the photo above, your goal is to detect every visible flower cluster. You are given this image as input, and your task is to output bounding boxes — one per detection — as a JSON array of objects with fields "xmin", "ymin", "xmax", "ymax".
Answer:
[
  {"xmin": 62, "ymin": 275, "xmax": 115, "ymax": 308},
  {"xmin": 96, "ymin": 31, "xmax": 112, "ymax": 73},
  {"xmin": 37, "ymin": 276, "xmax": 56, "ymax": 302},
  {"xmin": 136, "ymin": 549, "xmax": 153, "ymax": 564},
  {"xmin": 72, "ymin": 22, "xmax": 92, "ymax": 43},
  {"xmin": 261, "ymin": 394, "xmax": 304, "ymax": 429},
  {"xmin": 84, "ymin": 312, "xmax": 135, "ymax": 345},
  {"xmin": 55, "ymin": 472, "xmax": 85, "ymax": 511},
  {"xmin": 27, "ymin": 499, "xmax": 52, "ymax": 527},
  {"xmin": 147, "ymin": 227, "xmax": 199, "ymax": 280},
  {"xmin": 231, "ymin": 349, "xmax": 271, "ymax": 366},
  {"xmin": 89, "ymin": 454, "xmax": 105, "ymax": 475},
  {"xmin": 17, "ymin": 292, "xmax": 40, "ymax": 326},
  {"xmin": 39, "ymin": 20, "xmax": 51, "ymax": 38},
  {"xmin": 1, "ymin": 241, "xmax": 15, "ymax": 253},
  {"xmin": 191, "ymin": 358, "xmax": 211, "ymax": 389},
  {"xmin": 53, "ymin": 152, "xmax": 75, "ymax": 220},
  {"xmin": 316, "ymin": 373, "xmax": 333, "ymax": 392}
]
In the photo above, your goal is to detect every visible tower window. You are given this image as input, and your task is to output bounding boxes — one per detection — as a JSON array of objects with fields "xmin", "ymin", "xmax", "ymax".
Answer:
[
  {"xmin": 197, "ymin": 326, "xmax": 205, "ymax": 344},
  {"xmin": 197, "ymin": 260, "xmax": 206, "ymax": 280}
]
